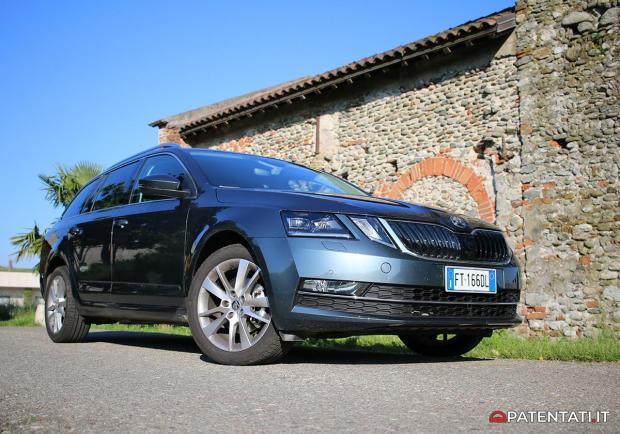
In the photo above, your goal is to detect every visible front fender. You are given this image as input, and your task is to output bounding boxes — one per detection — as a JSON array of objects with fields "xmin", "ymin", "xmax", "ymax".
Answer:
[{"xmin": 183, "ymin": 204, "xmax": 285, "ymax": 295}]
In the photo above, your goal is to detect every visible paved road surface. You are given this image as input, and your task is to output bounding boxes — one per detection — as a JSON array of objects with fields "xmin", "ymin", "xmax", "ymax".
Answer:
[{"xmin": 0, "ymin": 327, "xmax": 618, "ymax": 433}]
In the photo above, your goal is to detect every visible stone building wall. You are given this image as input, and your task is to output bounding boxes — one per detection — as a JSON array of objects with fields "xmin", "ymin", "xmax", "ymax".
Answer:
[
  {"xmin": 514, "ymin": 0, "xmax": 619, "ymax": 337},
  {"xmin": 204, "ymin": 49, "xmax": 522, "ymax": 245},
  {"xmin": 165, "ymin": 0, "xmax": 619, "ymax": 337}
]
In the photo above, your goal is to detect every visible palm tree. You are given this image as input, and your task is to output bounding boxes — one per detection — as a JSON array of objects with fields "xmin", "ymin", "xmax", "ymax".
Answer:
[
  {"xmin": 10, "ymin": 224, "xmax": 43, "ymax": 264},
  {"xmin": 11, "ymin": 162, "xmax": 102, "ymax": 269},
  {"xmin": 38, "ymin": 162, "xmax": 103, "ymax": 208}
]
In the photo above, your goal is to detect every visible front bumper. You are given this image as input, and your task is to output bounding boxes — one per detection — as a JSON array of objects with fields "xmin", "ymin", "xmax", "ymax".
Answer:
[{"xmin": 251, "ymin": 236, "xmax": 521, "ymax": 338}]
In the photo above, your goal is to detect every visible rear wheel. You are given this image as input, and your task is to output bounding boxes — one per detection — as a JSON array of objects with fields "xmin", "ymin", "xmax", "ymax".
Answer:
[
  {"xmin": 45, "ymin": 266, "xmax": 90, "ymax": 343},
  {"xmin": 187, "ymin": 244, "xmax": 292, "ymax": 365},
  {"xmin": 399, "ymin": 333, "xmax": 484, "ymax": 357}
]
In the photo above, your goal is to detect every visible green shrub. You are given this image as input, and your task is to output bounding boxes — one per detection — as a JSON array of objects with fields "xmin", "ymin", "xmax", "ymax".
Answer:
[{"xmin": 0, "ymin": 305, "xmax": 37, "ymax": 326}]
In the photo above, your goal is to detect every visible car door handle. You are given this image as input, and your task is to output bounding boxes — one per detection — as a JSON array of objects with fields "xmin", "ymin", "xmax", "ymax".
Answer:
[
  {"xmin": 114, "ymin": 219, "xmax": 129, "ymax": 229},
  {"xmin": 68, "ymin": 226, "xmax": 83, "ymax": 237}
]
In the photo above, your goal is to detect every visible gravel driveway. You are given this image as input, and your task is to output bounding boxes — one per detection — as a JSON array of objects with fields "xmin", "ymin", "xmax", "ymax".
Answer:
[{"xmin": 0, "ymin": 327, "xmax": 618, "ymax": 433}]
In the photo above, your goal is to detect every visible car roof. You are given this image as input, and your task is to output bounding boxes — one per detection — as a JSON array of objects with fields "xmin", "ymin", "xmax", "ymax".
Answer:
[{"xmin": 102, "ymin": 143, "xmax": 183, "ymax": 174}]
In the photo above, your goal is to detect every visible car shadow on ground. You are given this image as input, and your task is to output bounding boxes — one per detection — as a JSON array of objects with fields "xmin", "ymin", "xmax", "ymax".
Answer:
[{"xmin": 86, "ymin": 331, "xmax": 489, "ymax": 365}]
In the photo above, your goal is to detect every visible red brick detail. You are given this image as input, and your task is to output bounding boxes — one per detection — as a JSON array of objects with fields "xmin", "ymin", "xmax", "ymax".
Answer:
[
  {"xmin": 420, "ymin": 159, "xmax": 434, "ymax": 177},
  {"xmin": 394, "ymin": 172, "xmax": 412, "ymax": 191},
  {"xmin": 515, "ymin": 237, "xmax": 534, "ymax": 251},
  {"xmin": 526, "ymin": 311, "xmax": 546, "ymax": 320},
  {"xmin": 374, "ymin": 156, "xmax": 495, "ymax": 223},
  {"xmin": 374, "ymin": 180, "xmax": 392, "ymax": 198},
  {"xmin": 220, "ymin": 136, "xmax": 253, "ymax": 153},
  {"xmin": 525, "ymin": 306, "xmax": 546, "ymax": 320},
  {"xmin": 158, "ymin": 127, "xmax": 190, "ymax": 148}
]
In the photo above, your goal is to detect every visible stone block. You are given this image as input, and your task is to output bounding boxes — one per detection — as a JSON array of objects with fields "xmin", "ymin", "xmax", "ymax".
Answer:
[
  {"xmin": 561, "ymin": 12, "xmax": 595, "ymax": 26},
  {"xmin": 599, "ymin": 7, "xmax": 618, "ymax": 26},
  {"xmin": 528, "ymin": 319, "xmax": 545, "ymax": 330},
  {"xmin": 603, "ymin": 286, "xmax": 620, "ymax": 302}
]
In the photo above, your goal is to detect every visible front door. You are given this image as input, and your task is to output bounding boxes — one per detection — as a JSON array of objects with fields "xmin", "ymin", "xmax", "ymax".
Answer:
[
  {"xmin": 70, "ymin": 160, "xmax": 141, "ymax": 305},
  {"xmin": 111, "ymin": 154, "xmax": 193, "ymax": 308},
  {"xmin": 62, "ymin": 178, "xmax": 109, "ymax": 305}
]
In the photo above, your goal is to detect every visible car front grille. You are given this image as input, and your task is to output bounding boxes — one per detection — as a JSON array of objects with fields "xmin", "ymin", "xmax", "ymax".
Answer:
[
  {"xmin": 387, "ymin": 220, "xmax": 510, "ymax": 263},
  {"xmin": 297, "ymin": 293, "xmax": 517, "ymax": 319}
]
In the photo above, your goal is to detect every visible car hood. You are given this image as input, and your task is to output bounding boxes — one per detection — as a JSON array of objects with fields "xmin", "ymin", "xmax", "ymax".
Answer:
[{"xmin": 215, "ymin": 188, "xmax": 498, "ymax": 232}]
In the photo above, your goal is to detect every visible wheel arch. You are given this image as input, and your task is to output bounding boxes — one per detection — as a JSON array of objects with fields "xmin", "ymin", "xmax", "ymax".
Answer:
[
  {"xmin": 185, "ymin": 228, "xmax": 265, "ymax": 295},
  {"xmin": 41, "ymin": 251, "xmax": 70, "ymax": 297}
]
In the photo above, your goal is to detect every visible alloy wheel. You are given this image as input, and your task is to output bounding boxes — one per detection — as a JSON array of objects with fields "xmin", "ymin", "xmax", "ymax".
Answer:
[
  {"xmin": 197, "ymin": 258, "xmax": 271, "ymax": 352},
  {"xmin": 47, "ymin": 275, "xmax": 67, "ymax": 333}
]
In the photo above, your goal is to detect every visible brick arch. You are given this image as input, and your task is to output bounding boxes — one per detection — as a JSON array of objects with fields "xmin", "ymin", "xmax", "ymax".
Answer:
[{"xmin": 376, "ymin": 156, "xmax": 495, "ymax": 223}]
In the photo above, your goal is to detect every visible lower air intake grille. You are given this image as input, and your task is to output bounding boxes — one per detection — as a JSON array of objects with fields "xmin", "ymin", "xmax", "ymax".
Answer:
[
  {"xmin": 297, "ymin": 294, "xmax": 517, "ymax": 319},
  {"xmin": 363, "ymin": 285, "xmax": 520, "ymax": 303}
]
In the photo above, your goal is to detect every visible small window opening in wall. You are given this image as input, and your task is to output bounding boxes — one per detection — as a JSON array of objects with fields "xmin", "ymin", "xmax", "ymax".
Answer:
[
  {"xmin": 474, "ymin": 140, "xmax": 494, "ymax": 159},
  {"xmin": 388, "ymin": 159, "xmax": 398, "ymax": 173},
  {"xmin": 556, "ymin": 138, "xmax": 568, "ymax": 149}
]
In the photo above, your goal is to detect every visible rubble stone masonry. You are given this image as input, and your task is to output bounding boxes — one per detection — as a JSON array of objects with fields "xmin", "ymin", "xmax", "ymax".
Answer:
[
  {"xmin": 165, "ymin": 0, "xmax": 619, "ymax": 337},
  {"xmin": 513, "ymin": 0, "xmax": 619, "ymax": 337}
]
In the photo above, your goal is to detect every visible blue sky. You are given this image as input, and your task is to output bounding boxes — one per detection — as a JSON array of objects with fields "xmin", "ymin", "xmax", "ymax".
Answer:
[{"xmin": 0, "ymin": 0, "xmax": 512, "ymax": 267}]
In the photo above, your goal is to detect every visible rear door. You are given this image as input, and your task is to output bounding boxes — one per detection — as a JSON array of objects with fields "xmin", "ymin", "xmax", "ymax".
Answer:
[
  {"xmin": 68, "ymin": 161, "xmax": 140, "ymax": 305},
  {"xmin": 111, "ymin": 154, "xmax": 193, "ymax": 308}
]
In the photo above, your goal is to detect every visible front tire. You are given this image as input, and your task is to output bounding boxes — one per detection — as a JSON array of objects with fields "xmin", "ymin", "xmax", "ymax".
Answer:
[
  {"xmin": 45, "ymin": 266, "xmax": 90, "ymax": 343},
  {"xmin": 187, "ymin": 244, "xmax": 292, "ymax": 365},
  {"xmin": 399, "ymin": 333, "xmax": 484, "ymax": 357}
]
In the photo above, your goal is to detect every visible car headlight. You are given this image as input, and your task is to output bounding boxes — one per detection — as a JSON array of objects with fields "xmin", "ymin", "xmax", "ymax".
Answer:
[
  {"xmin": 282, "ymin": 211, "xmax": 352, "ymax": 238},
  {"xmin": 350, "ymin": 216, "xmax": 395, "ymax": 247}
]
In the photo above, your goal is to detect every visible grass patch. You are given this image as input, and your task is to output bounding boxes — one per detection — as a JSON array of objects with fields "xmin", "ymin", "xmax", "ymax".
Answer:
[
  {"xmin": 302, "ymin": 335, "xmax": 408, "ymax": 354},
  {"xmin": 302, "ymin": 330, "xmax": 620, "ymax": 362},
  {"xmin": 467, "ymin": 329, "xmax": 620, "ymax": 362},
  {"xmin": 2, "ymin": 309, "xmax": 618, "ymax": 362},
  {"xmin": 92, "ymin": 323, "xmax": 191, "ymax": 336}
]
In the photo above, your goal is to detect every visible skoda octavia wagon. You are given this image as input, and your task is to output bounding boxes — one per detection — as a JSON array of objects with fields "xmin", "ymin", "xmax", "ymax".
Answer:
[{"xmin": 40, "ymin": 144, "xmax": 521, "ymax": 365}]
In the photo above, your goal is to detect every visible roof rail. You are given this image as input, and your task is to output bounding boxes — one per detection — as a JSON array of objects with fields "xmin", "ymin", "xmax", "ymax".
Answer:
[{"xmin": 103, "ymin": 143, "xmax": 182, "ymax": 173}]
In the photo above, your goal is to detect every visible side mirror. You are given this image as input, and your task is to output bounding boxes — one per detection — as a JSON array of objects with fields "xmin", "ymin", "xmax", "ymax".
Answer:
[{"xmin": 138, "ymin": 175, "xmax": 190, "ymax": 199}]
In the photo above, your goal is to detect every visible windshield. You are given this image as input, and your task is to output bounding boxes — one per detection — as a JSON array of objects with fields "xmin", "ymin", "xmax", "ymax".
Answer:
[{"xmin": 189, "ymin": 150, "xmax": 368, "ymax": 196}]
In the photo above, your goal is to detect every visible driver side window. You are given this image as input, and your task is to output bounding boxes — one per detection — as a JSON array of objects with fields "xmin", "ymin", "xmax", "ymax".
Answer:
[{"xmin": 131, "ymin": 155, "xmax": 191, "ymax": 203}]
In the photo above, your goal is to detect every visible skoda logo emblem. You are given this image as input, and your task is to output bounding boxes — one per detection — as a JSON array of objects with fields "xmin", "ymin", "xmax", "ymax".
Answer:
[{"xmin": 450, "ymin": 216, "xmax": 468, "ymax": 229}]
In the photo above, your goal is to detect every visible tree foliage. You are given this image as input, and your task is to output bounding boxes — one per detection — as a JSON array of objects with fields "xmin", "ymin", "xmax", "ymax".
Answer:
[
  {"xmin": 38, "ymin": 161, "xmax": 103, "ymax": 208},
  {"xmin": 10, "ymin": 224, "xmax": 43, "ymax": 266},
  {"xmin": 11, "ymin": 162, "xmax": 102, "ymax": 269}
]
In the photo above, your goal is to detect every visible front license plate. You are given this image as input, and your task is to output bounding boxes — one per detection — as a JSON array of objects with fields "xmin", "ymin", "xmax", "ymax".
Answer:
[{"xmin": 445, "ymin": 267, "xmax": 497, "ymax": 293}]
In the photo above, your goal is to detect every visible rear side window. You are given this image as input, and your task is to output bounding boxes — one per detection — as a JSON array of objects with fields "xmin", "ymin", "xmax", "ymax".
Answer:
[
  {"xmin": 62, "ymin": 179, "xmax": 101, "ymax": 218},
  {"xmin": 91, "ymin": 161, "xmax": 140, "ymax": 211},
  {"xmin": 131, "ymin": 154, "xmax": 191, "ymax": 203}
]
